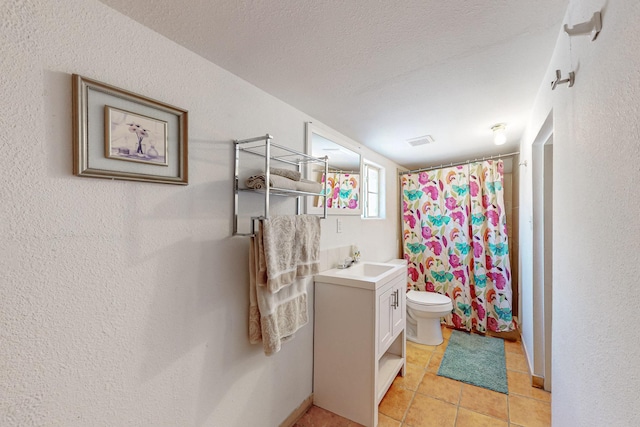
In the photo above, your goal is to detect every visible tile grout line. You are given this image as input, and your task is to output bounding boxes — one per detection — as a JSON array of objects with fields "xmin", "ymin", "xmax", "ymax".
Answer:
[
  {"xmin": 505, "ymin": 342, "xmax": 512, "ymax": 425},
  {"xmin": 508, "ymin": 390, "xmax": 552, "ymax": 403},
  {"xmin": 451, "ymin": 378, "xmax": 463, "ymax": 427},
  {"xmin": 398, "ymin": 349, "xmax": 433, "ymax": 427},
  {"xmin": 400, "ymin": 352, "xmax": 431, "ymax": 426},
  {"xmin": 399, "ymin": 386, "xmax": 417, "ymax": 426}
]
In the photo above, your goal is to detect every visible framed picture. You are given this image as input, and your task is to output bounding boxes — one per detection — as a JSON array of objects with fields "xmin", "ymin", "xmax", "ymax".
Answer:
[{"xmin": 72, "ymin": 74, "xmax": 188, "ymax": 184}]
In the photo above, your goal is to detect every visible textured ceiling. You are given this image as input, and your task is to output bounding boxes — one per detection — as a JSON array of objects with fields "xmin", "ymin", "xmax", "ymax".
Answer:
[{"xmin": 99, "ymin": 0, "xmax": 568, "ymax": 169}]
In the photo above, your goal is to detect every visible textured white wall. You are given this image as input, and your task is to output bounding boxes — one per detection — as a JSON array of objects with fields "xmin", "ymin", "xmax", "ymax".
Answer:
[
  {"xmin": 0, "ymin": 1, "xmax": 401, "ymax": 425},
  {"xmin": 520, "ymin": 1, "xmax": 640, "ymax": 425}
]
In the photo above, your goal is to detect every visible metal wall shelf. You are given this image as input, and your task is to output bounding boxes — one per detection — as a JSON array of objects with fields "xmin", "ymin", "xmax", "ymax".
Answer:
[{"xmin": 233, "ymin": 134, "xmax": 329, "ymax": 236}]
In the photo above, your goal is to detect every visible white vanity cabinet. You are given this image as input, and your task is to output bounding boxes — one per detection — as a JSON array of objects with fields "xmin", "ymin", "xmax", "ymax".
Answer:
[
  {"xmin": 378, "ymin": 279, "xmax": 405, "ymax": 357},
  {"xmin": 313, "ymin": 261, "xmax": 407, "ymax": 427}
]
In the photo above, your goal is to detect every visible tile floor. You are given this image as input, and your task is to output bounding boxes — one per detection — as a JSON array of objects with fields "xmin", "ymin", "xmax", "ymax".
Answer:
[{"xmin": 294, "ymin": 326, "xmax": 550, "ymax": 427}]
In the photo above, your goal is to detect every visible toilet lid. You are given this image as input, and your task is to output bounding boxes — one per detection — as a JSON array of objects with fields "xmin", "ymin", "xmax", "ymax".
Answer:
[{"xmin": 407, "ymin": 290, "xmax": 451, "ymax": 306}]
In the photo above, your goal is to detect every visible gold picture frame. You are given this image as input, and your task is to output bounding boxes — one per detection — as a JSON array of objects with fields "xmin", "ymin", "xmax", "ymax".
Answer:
[{"xmin": 72, "ymin": 74, "xmax": 188, "ymax": 185}]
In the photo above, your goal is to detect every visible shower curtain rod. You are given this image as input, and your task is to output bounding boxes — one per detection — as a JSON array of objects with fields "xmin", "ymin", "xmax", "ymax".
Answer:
[
  {"xmin": 312, "ymin": 167, "xmax": 360, "ymax": 174},
  {"xmin": 400, "ymin": 151, "xmax": 520, "ymax": 175},
  {"xmin": 327, "ymin": 169, "xmax": 360, "ymax": 174}
]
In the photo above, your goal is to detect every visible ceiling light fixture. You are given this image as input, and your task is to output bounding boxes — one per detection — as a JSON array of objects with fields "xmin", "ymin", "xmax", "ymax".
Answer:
[{"xmin": 491, "ymin": 123, "xmax": 507, "ymax": 146}]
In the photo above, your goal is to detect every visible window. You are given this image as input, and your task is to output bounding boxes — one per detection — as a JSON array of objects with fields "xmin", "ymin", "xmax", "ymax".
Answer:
[{"xmin": 363, "ymin": 161, "xmax": 384, "ymax": 218}]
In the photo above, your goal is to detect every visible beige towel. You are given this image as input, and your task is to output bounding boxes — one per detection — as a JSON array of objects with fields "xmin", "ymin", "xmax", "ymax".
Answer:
[
  {"xmin": 256, "ymin": 275, "xmax": 309, "ymax": 356},
  {"xmin": 250, "ymin": 222, "xmax": 310, "ymax": 355},
  {"xmin": 270, "ymin": 167, "xmax": 301, "ymax": 181},
  {"xmin": 248, "ymin": 236, "xmax": 262, "ymax": 345},
  {"xmin": 262, "ymin": 216, "xmax": 299, "ymax": 292},
  {"xmin": 293, "ymin": 215, "xmax": 321, "ymax": 277},
  {"xmin": 245, "ymin": 173, "xmax": 323, "ymax": 194},
  {"xmin": 261, "ymin": 215, "xmax": 321, "ymax": 292},
  {"xmin": 246, "ymin": 173, "xmax": 297, "ymax": 190},
  {"xmin": 295, "ymin": 179, "xmax": 323, "ymax": 194}
]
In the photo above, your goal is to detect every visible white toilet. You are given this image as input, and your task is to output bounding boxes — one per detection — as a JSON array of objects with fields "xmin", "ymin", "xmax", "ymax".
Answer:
[{"xmin": 406, "ymin": 290, "xmax": 453, "ymax": 345}]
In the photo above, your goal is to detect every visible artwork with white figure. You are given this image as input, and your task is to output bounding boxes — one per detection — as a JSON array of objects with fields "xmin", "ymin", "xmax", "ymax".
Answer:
[{"xmin": 105, "ymin": 106, "xmax": 168, "ymax": 166}]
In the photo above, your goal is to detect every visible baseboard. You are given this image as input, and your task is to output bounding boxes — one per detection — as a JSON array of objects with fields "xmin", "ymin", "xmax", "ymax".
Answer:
[
  {"xmin": 520, "ymin": 339, "xmax": 545, "ymax": 389},
  {"xmin": 485, "ymin": 329, "xmax": 520, "ymax": 342},
  {"xmin": 531, "ymin": 374, "xmax": 544, "ymax": 389},
  {"xmin": 279, "ymin": 394, "xmax": 313, "ymax": 427}
]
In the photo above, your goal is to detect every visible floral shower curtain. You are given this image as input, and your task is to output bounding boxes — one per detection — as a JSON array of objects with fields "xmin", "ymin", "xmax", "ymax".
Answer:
[
  {"xmin": 317, "ymin": 172, "xmax": 360, "ymax": 209},
  {"xmin": 401, "ymin": 160, "xmax": 514, "ymax": 333}
]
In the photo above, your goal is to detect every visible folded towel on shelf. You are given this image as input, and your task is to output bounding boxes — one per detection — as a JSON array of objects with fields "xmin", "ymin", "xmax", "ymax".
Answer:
[
  {"xmin": 270, "ymin": 167, "xmax": 301, "ymax": 181},
  {"xmin": 249, "ymin": 221, "xmax": 312, "ymax": 355},
  {"xmin": 246, "ymin": 173, "xmax": 297, "ymax": 191},
  {"xmin": 295, "ymin": 179, "xmax": 323, "ymax": 194},
  {"xmin": 245, "ymin": 173, "xmax": 323, "ymax": 194}
]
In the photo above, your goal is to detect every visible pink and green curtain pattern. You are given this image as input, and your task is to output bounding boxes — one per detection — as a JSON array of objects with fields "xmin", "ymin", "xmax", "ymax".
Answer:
[
  {"xmin": 401, "ymin": 160, "xmax": 514, "ymax": 333},
  {"xmin": 317, "ymin": 172, "xmax": 360, "ymax": 209}
]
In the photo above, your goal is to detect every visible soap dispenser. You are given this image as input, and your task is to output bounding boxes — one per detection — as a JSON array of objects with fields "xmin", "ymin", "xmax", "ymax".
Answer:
[{"xmin": 351, "ymin": 245, "xmax": 361, "ymax": 263}]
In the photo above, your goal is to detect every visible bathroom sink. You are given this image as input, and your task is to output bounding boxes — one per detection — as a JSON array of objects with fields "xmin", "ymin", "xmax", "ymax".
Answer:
[
  {"xmin": 314, "ymin": 260, "xmax": 407, "ymax": 290},
  {"xmin": 336, "ymin": 262, "xmax": 395, "ymax": 277}
]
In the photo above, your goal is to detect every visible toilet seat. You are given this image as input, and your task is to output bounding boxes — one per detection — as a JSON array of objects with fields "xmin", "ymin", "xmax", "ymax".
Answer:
[{"xmin": 407, "ymin": 290, "xmax": 452, "ymax": 310}]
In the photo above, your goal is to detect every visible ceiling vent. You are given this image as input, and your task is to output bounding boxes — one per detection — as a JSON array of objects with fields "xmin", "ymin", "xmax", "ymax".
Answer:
[{"xmin": 406, "ymin": 135, "xmax": 435, "ymax": 147}]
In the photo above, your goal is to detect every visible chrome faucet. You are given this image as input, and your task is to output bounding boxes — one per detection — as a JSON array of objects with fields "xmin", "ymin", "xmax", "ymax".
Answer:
[{"xmin": 338, "ymin": 257, "xmax": 356, "ymax": 269}]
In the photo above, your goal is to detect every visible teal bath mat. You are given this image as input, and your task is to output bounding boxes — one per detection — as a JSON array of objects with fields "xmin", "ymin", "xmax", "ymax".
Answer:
[{"xmin": 437, "ymin": 330, "xmax": 508, "ymax": 394}]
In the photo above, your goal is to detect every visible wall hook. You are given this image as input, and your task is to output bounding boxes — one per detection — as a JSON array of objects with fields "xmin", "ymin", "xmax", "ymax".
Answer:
[
  {"xmin": 551, "ymin": 69, "xmax": 575, "ymax": 90},
  {"xmin": 519, "ymin": 160, "xmax": 528, "ymax": 167},
  {"xmin": 564, "ymin": 11, "xmax": 602, "ymax": 41}
]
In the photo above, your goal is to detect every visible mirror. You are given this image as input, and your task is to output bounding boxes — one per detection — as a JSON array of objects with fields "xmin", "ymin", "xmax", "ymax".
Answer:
[{"xmin": 306, "ymin": 122, "xmax": 362, "ymax": 215}]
